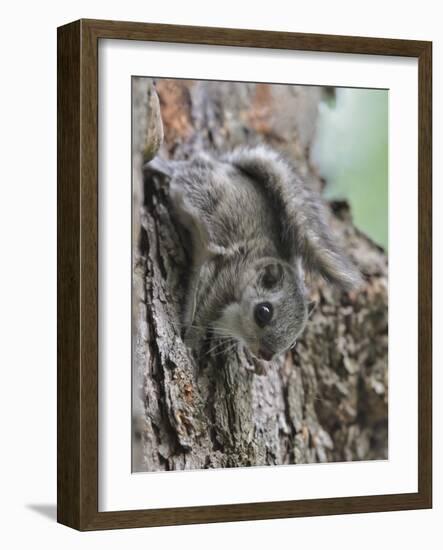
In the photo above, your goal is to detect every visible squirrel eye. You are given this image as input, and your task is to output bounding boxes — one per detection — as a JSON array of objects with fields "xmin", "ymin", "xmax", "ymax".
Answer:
[{"xmin": 254, "ymin": 302, "xmax": 273, "ymax": 327}]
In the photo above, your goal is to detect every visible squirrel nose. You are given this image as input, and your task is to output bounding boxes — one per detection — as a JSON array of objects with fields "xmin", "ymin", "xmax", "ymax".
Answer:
[{"xmin": 258, "ymin": 347, "xmax": 273, "ymax": 361}]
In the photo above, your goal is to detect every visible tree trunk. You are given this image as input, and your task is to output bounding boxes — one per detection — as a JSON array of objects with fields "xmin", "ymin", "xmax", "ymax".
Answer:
[{"xmin": 132, "ymin": 78, "xmax": 388, "ymax": 472}]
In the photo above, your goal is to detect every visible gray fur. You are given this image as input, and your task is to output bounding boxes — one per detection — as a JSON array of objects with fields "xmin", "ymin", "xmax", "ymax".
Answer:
[{"xmin": 148, "ymin": 145, "xmax": 361, "ymax": 360}]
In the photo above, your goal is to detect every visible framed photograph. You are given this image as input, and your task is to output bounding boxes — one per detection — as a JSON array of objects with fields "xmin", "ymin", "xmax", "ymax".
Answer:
[{"xmin": 57, "ymin": 19, "xmax": 432, "ymax": 530}]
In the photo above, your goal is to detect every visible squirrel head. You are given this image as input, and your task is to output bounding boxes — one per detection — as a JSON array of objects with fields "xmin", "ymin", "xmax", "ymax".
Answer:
[{"xmin": 212, "ymin": 257, "xmax": 311, "ymax": 361}]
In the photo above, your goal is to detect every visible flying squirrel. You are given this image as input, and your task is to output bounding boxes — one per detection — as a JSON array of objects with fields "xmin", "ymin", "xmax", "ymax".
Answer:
[{"xmin": 146, "ymin": 145, "xmax": 361, "ymax": 362}]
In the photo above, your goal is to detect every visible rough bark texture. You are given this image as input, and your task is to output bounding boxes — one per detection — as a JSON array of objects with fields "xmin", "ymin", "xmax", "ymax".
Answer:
[{"xmin": 132, "ymin": 78, "xmax": 388, "ymax": 472}]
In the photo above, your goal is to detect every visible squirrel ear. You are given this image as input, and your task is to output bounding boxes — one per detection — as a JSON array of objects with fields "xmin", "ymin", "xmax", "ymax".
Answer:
[{"xmin": 259, "ymin": 261, "xmax": 284, "ymax": 288}]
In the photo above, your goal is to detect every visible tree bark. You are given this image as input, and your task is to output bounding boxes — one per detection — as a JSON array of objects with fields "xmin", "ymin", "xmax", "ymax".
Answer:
[{"xmin": 132, "ymin": 78, "xmax": 388, "ymax": 472}]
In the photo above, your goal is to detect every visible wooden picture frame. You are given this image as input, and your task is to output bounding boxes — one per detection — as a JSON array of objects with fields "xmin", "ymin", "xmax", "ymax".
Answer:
[{"xmin": 57, "ymin": 18, "xmax": 432, "ymax": 530}]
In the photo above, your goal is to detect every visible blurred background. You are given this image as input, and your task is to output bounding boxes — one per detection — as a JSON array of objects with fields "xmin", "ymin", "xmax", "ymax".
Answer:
[{"xmin": 312, "ymin": 88, "xmax": 388, "ymax": 250}]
